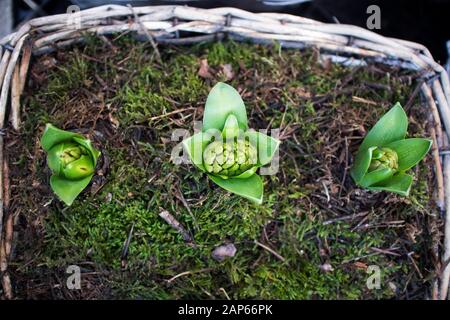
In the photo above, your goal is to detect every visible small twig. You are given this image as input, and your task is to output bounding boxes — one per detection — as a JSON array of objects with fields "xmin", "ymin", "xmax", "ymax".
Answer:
[
  {"xmin": 441, "ymin": 152, "xmax": 450, "ymax": 299},
  {"xmin": 430, "ymin": 127, "xmax": 445, "ymax": 211},
  {"xmin": 3, "ymin": 211, "xmax": 12, "ymax": 260},
  {"xmin": 370, "ymin": 247, "xmax": 401, "ymax": 257},
  {"xmin": 219, "ymin": 287, "xmax": 231, "ymax": 300},
  {"xmin": 0, "ymin": 268, "xmax": 12, "ymax": 299},
  {"xmin": 10, "ymin": 63, "xmax": 21, "ymax": 130},
  {"xmin": 89, "ymin": 95, "xmax": 106, "ymax": 134},
  {"xmin": 404, "ymin": 79, "xmax": 423, "ymax": 111},
  {"xmin": 321, "ymin": 180, "xmax": 330, "ymax": 203},
  {"xmin": 80, "ymin": 53, "xmax": 130, "ymax": 72},
  {"xmin": 422, "ymin": 83, "xmax": 443, "ymax": 147},
  {"xmin": 440, "ymin": 257, "xmax": 450, "ymax": 277},
  {"xmin": 121, "ymin": 223, "xmax": 135, "ymax": 269},
  {"xmin": 406, "ymin": 251, "xmax": 424, "ymax": 279},
  {"xmin": 147, "ymin": 107, "xmax": 195, "ymax": 122},
  {"xmin": 0, "ymin": 238, "xmax": 7, "ymax": 282},
  {"xmin": 1, "ymin": 158, "xmax": 12, "ymax": 299},
  {"xmin": 0, "ymin": 136, "xmax": 3, "ymax": 239},
  {"xmin": 254, "ymin": 240, "xmax": 286, "ymax": 262},
  {"xmin": 175, "ymin": 186, "xmax": 199, "ymax": 231},
  {"xmin": 351, "ymin": 96, "xmax": 377, "ymax": 106},
  {"xmin": 166, "ymin": 268, "xmax": 212, "ymax": 283},
  {"xmin": 279, "ymin": 103, "xmax": 288, "ymax": 132},
  {"xmin": 159, "ymin": 209, "xmax": 192, "ymax": 243},
  {"xmin": 342, "ymin": 253, "xmax": 381, "ymax": 264},
  {"xmin": 323, "ymin": 211, "xmax": 368, "ymax": 225},
  {"xmin": 19, "ymin": 40, "xmax": 32, "ymax": 94},
  {"xmin": 312, "ymin": 87, "xmax": 356, "ymax": 105},
  {"xmin": 338, "ymin": 137, "xmax": 349, "ymax": 198},
  {"xmin": 128, "ymin": 4, "xmax": 162, "ymax": 64}
]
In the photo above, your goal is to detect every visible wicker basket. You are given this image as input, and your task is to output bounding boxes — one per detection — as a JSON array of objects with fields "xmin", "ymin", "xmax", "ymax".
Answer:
[{"xmin": 0, "ymin": 4, "xmax": 449, "ymax": 299}]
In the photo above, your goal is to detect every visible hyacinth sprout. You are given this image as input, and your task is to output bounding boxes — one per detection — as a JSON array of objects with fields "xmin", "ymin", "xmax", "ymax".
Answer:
[
  {"xmin": 350, "ymin": 103, "xmax": 432, "ymax": 196},
  {"xmin": 41, "ymin": 124, "xmax": 101, "ymax": 206},
  {"xmin": 182, "ymin": 82, "xmax": 280, "ymax": 204}
]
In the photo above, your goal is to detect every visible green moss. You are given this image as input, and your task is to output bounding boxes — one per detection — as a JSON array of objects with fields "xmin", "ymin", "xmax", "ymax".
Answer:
[{"xmin": 10, "ymin": 37, "xmax": 437, "ymax": 299}]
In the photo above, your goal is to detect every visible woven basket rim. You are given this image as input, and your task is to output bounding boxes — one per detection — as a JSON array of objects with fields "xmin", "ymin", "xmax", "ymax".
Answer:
[{"xmin": 0, "ymin": 4, "xmax": 449, "ymax": 300}]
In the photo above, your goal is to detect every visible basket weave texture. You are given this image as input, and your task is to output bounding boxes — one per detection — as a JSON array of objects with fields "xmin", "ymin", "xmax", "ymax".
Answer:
[{"xmin": 0, "ymin": 4, "xmax": 449, "ymax": 299}]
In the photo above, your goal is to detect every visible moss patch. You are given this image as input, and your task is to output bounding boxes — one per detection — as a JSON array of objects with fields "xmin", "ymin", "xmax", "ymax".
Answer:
[{"xmin": 6, "ymin": 36, "xmax": 439, "ymax": 299}]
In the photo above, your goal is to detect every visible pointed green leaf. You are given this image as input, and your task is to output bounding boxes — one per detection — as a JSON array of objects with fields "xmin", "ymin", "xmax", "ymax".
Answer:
[
  {"xmin": 359, "ymin": 167, "xmax": 394, "ymax": 188},
  {"xmin": 245, "ymin": 131, "xmax": 281, "ymax": 167},
  {"xmin": 203, "ymin": 82, "xmax": 248, "ymax": 132},
  {"xmin": 385, "ymin": 138, "xmax": 432, "ymax": 171},
  {"xmin": 208, "ymin": 174, "xmax": 263, "ymax": 204},
  {"xmin": 46, "ymin": 143, "xmax": 65, "ymax": 176},
  {"xmin": 41, "ymin": 123, "xmax": 83, "ymax": 151},
  {"xmin": 233, "ymin": 166, "xmax": 258, "ymax": 179},
  {"xmin": 368, "ymin": 173, "xmax": 413, "ymax": 196},
  {"xmin": 222, "ymin": 114, "xmax": 240, "ymax": 140},
  {"xmin": 360, "ymin": 103, "xmax": 408, "ymax": 151},
  {"xmin": 214, "ymin": 167, "xmax": 257, "ymax": 180},
  {"xmin": 50, "ymin": 174, "xmax": 93, "ymax": 206},
  {"xmin": 350, "ymin": 146, "xmax": 376, "ymax": 184},
  {"xmin": 73, "ymin": 137, "xmax": 101, "ymax": 166}
]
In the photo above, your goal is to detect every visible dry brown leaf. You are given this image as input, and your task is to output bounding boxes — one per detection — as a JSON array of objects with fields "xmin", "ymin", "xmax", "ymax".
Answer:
[
  {"xmin": 40, "ymin": 56, "xmax": 57, "ymax": 69},
  {"xmin": 212, "ymin": 243, "xmax": 237, "ymax": 261},
  {"xmin": 353, "ymin": 261, "xmax": 368, "ymax": 270},
  {"xmin": 288, "ymin": 87, "xmax": 312, "ymax": 99},
  {"xmin": 160, "ymin": 137, "xmax": 171, "ymax": 144},
  {"xmin": 108, "ymin": 113, "xmax": 120, "ymax": 128},
  {"xmin": 319, "ymin": 263, "xmax": 334, "ymax": 272},
  {"xmin": 220, "ymin": 64, "xmax": 234, "ymax": 81},
  {"xmin": 198, "ymin": 59, "xmax": 214, "ymax": 79},
  {"xmin": 319, "ymin": 56, "xmax": 332, "ymax": 71}
]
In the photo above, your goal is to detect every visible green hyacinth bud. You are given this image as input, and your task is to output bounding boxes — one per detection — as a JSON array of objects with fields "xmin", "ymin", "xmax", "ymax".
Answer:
[
  {"xmin": 47, "ymin": 142, "xmax": 95, "ymax": 180},
  {"xmin": 368, "ymin": 147, "xmax": 398, "ymax": 172},
  {"xmin": 203, "ymin": 139, "xmax": 257, "ymax": 177}
]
